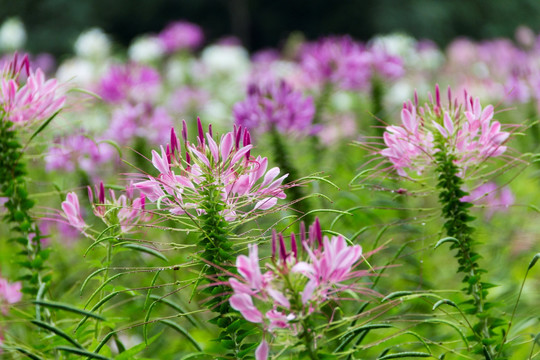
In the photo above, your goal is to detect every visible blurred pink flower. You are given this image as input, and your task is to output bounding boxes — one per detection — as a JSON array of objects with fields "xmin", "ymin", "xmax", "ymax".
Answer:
[
  {"xmin": 0, "ymin": 277, "xmax": 22, "ymax": 315},
  {"xmin": 61, "ymin": 192, "xmax": 86, "ymax": 231},
  {"xmin": 99, "ymin": 63, "xmax": 161, "ymax": 104},
  {"xmin": 461, "ymin": 182, "xmax": 515, "ymax": 219},
  {"xmin": 158, "ymin": 21, "xmax": 204, "ymax": 53},
  {"xmin": 233, "ymin": 80, "xmax": 316, "ymax": 135}
]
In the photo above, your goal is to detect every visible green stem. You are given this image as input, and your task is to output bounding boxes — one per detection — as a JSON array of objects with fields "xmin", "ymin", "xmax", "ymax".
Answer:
[{"xmin": 198, "ymin": 183, "xmax": 251, "ymax": 357}]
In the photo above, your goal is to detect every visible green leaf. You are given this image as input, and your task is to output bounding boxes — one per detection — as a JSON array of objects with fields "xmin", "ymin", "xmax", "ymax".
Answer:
[
  {"xmin": 148, "ymin": 294, "xmax": 197, "ymax": 326},
  {"xmin": 32, "ymin": 300, "xmax": 105, "ymax": 320},
  {"xmin": 31, "ymin": 320, "xmax": 83, "ymax": 349},
  {"xmin": 14, "ymin": 347, "xmax": 44, "ymax": 360},
  {"xmin": 381, "ymin": 291, "xmax": 413, "ymax": 302},
  {"xmin": 378, "ymin": 352, "xmax": 432, "ymax": 359},
  {"xmin": 115, "ymin": 332, "xmax": 161, "ymax": 360},
  {"xmin": 26, "ymin": 110, "xmax": 61, "ymax": 145},
  {"xmin": 120, "ymin": 243, "xmax": 168, "ymax": 262},
  {"xmin": 160, "ymin": 320, "xmax": 202, "ymax": 351},
  {"xmin": 434, "ymin": 237, "xmax": 459, "ymax": 249},
  {"xmin": 75, "ymin": 292, "xmax": 118, "ymax": 332},
  {"xmin": 56, "ymin": 346, "xmax": 111, "ymax": 360},
  {"xmin": 80, "ymin": 268, "xmax": 107, "ymax": 295}
]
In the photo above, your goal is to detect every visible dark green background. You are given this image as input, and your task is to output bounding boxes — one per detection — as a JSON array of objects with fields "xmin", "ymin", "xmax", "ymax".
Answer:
[{"xmin": 2, "ymin": 0, "xmax": 540, "ymax": 57}]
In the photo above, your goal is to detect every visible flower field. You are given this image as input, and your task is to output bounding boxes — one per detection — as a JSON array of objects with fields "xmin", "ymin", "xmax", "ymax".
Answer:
[{"xmin": 0, "ymin": 18, "xmax": 539, "ymax": 360}]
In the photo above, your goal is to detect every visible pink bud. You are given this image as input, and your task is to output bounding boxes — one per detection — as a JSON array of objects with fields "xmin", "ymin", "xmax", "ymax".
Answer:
[
  {"xmin": 197, "ymin": 117, "xmax": 204, "ymax": 147},
  {"xmin": 291, "ymin": 233, "xmax": 297, "ymax": 259},
  {"xmin": 181, "ymin": 120, "xmax": 188, "ymax": 144},
  {"xmin": 279, "ymin": 233, "xmax": 287, "ymax": 261}
]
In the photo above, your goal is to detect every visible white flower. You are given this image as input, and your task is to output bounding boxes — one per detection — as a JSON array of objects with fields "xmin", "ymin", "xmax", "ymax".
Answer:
[
  {"xmin": 128, "ymin": 36, "xmax": 165, "ymax": 63},
  {"xmin": 56, "ymin": 58, "xmax": 98, "ymax": 87},
  {"xmin": 0, "ymin": 18, "xmax": 26, "ymax": 51},
  {"xmin": 74, "ymin": 28, "xmax": 111, "ymax": 60},
  {"xmin": 201, "ymin": 44, "xmax": 250, "ymax": 77}
]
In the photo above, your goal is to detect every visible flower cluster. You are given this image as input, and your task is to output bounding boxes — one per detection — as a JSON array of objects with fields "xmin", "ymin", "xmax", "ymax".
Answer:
[
  {"xmin": 229, "ymin": 219, "xmax": 374, "ymax": 359},
  {"xmin": 61, "ymin": 183, "xmax": 151, "ymax": 235},
  {"xmin": 461, "ymin": 182, "xmax": 515, "ymax": 219},
  {"xmin": 299, "ymin": 36, "xmax": 404, "ymax": 91},
  {"xmin": 381, "ymin": 85, "xmax": 510, "ymax": 177},
  {"xmin": 233, "ymin": 80, "xmax": 315, "ymax": 134},
  {"xmin": 98, "ymin": 63, "xmax": 161, "ymax": 104},
  {"xmin": 0, "ymin": 276, "xmax": 22, "ymax": 315},
  {"xmin": 134, "ymin": 119, "xmax": 288, "ymax": 221},
  {"xmin": 0, "ymin": 53, "xmax": 65, "ymax": 124},
  {"xmin": 158, "ymin": 21, "xmax": 204, "ymax": 53}
]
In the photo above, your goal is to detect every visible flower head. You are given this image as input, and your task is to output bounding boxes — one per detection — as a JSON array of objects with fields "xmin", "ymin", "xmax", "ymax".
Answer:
[
  {"xmin": 158, "ymin": 21, "xmax": 204, "ymax": 53},
  {"xmin": 99, "ymin": 63, "xmax": 161, "ymax": 104},
  {"xmin": 233, "ymin": 79, "xmax": 315, "ymax": 134},
  {"xmin": 61, "ymin": 192, "xmax": 86, "ymax": 232},
  {"xmin": 381, "ymin": 85, "xmax": 510, "ymax": 177},
  {"xmin": 134, "ymin": 119, "xmax": 288, "ymax": 221},
  {"xmin": 0, "ymin": 53, "xmax": 65, "ymax": 124}
]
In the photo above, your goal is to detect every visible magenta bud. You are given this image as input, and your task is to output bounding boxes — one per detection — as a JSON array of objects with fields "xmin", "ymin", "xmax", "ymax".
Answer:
[
  {"xmin": 141, "ymin": 194, "xmax": 146, "ymax": 209},
  {"xmin": 278, "ymin": 233, "xmax": 287, "ymax": 261},
  {"xmin": 197, "ymin": 117, "xmax": 204, "ymax": 146},
  {"xmin": 300, "ymin": 222, "xmax": 306, "ymax": 243},
  {"xmin": 208, "ymin": 124, "xmax": 213, "ymax": 138},
  {"xmin": 447, "ymin": 85, "xmax": 452, "ymax": 107},
  {"xmin": 314, "ymin": 217, "xmax": 322, "ymax": 247},
  {"xmin": 99, "ymin": 182, "xmax": 105, "ymax": 204},
  {"xmin": 182, "ymin": 120, "xmax": 188, "ymax": 144},
  {"xmin": 87, "ymin": 186, "xmax": 93, "ymax": 203},
  {"xmin": 271, "ymin": 229, "xmax": 277, "ymax": 260},
  {"xmin": 235, "ymin": 126, "xmax": 242, "ymax": 150},
  {"xmin": 435, "ymin": 84, "xmax": 441, "ymax": 108},
  {"xmin": 170, "ymin": 128, "xmax": 179, "ymax": 154},
  {"xmin": 166, "ymin": 144, "xmax": 172, "ymax": 165},
  {"xmin": 414, "ymin": 90, "xmax": 419, "ymax": 108},
  {"xmin": 291, "ymin": 233, "xmax": 297, "ymax": 259}
]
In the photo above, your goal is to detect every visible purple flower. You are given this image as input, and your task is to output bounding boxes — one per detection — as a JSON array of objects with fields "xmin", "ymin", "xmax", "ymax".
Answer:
[
  {"xmin": 99, "ymin": 63, "xmax": 161, "ymax": 104},
  {"xmin": 461, "ymin": 182, "xmax": 515, "ymax": 219},
  {"xmin": 158, "ymin": 21, "xmax": 204, "ymax": 53},
  {"xmin": 300, "ymin": 36, "xmax": 371, "ymax": 91},
  {"xmin": 167, "ymin": 87, "xmax": 209, "ymax": 115},
  {"xmin": 233, "ymin": 80, "xmax": 315, "ymax": 134}
]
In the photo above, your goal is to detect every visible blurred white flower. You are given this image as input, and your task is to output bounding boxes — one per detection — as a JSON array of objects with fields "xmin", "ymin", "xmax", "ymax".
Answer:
[
  {"xmin": 0, "ymin": 18, "xmax": 27, "ymax": 51},
  {"xmin": 371, "ymin": 33, "xmax": 416, "ymax": 58},
  {"xmin": 74, "ymin": 28, "xmax": 111, "ymax": 60},
  {"xmin": 128, "ymin": 36, "xmax": 165, "ymax": 63},
  {"xmin": 201, "ymin": 44, "xmax": 250, "ymax": 78},
  {"xmin": 330, "ymin": 91, "xmax": 354, "ymax": 112},
  {"xmin": 56, "ymin": 58, "xmax": 98, "ymax": 87}
]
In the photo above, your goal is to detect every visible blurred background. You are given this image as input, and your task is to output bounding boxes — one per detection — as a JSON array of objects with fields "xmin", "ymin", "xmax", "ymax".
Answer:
[{"xmin": 2, "ymin": 0, "xmax": 540, "ymax": 57}]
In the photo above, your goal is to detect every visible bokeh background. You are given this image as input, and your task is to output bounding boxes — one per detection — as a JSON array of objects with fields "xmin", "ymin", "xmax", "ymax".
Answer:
[{"xmin": 3, "ymin": 0, "xmax": 540, "ymax": 57}]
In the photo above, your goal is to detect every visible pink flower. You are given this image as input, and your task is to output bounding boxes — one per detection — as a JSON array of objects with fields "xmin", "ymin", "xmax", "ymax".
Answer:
[
  {"xmin": 61, "ymin": 192, "xmax": 86, "ymax": 231},
  {"xmin": 381, "ymin": 85, "xmax": 510, "ymax": 177},
  {"xmin": 461, "ymin": 182, "xmax": 515, "ymax": 219},
  {"xmin": 0, "ymin": 53, "xmax": 65, "ymax": 124},
  {"xmin": 158, "ymin": 21, "xmax": 204, "ymax": 53},
  {"xmin": 229, "ymin": 293, "xmax": 263, "ymax": 323},
  {"xmin": 0, "ymin": 277, "xmax": 22, "ymax": 315},
  {"xmin": 134, "ymin": 120, "xmax": 288, "ymax": 220},
  {"xmin": 293, "ymin": 235, "xmax": 362, "ymax": 303},
  {"xmin": 99, "ymin": 63, "xmax": 161, "ymax": 104},
  {"xmin": 255, "ymin": 340, "xmax": 269, "ymax": 360},
  {"xmin": 233, "ymin": 80, "xmax": 316, "ymax": 135}
]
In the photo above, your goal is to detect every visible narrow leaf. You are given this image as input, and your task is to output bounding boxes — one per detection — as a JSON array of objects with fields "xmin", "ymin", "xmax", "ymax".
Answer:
[
  {"xmin": 56, "ymin": 346, "xmax": 110, "ymax": 360},
  {"xmin": 31, "ymin": 320, "xmax": 83, "ymax": 349},
  {"xmin": 434, "ymin": 237, "xmax": 459, "ymax": 249},
  {"xmin": 32, "ymin": 300, "xmax": 105, "ymax": 320},
  {"xmin": 160, "ymin": 320, "xmax": 202, "ymax": 351}
]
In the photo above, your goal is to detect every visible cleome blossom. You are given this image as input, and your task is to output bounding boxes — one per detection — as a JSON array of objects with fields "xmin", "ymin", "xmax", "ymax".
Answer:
[
  {"xmin": 0, "ymin": 52, "xmax": 65, "ymax": 124},
  {"xmin": 0, "ymin": 276, "xmax": 22, "ymax": 315},
  {"xmin": 134, "ymin": 118, "xmax": 288, "ymax": 221},
  {"xmin": 228, "ymin": 219, "xmax": 376, "ymax": 360},
  {"xmin": 233, "ymin": 79, "xmax": 316, "ymax": 135},
  {"xmin": 381, "ymin": 85, "xmax": 510, "ymax": 177}
]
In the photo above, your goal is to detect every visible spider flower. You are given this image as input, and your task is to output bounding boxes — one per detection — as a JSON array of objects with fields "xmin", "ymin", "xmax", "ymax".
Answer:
[
  {"xmin": 134, "ymin": 119, "xmax": 288, "ymax": 221},
  {"xmin": 0, "ymin": 53, "xmax": 65, "ymax": 124},
  {"xmin": 158, "ymin": 21, "xmax": 204, "ymax": 53},
  {"xmin": 0, "ymin": 277, "xmax": 22, "ymax": 315},
  {"xmin": 61, "ymin": 192, "xmax": 86, "ymax": 232},
  {"xmin": 99, "ymin": 63, "xmax": 161, "ymax": 104},
  {"xmin": 461, "ymin": 182, "xmax": 515, "ymax": 219},
  {"xmin": 233, "ymin": 79, "xmax": 315, "ymax": 134},
  {"xmin": 380, "ymin": 85, "xmax": 510, "ymax": 177},
  {"xmin": 88, "ymin": 182, "xmax": 152, "ymax": 233},
  {"xmin": 228, "ymin": 219, "xmax": 375, "ymax": 359}
]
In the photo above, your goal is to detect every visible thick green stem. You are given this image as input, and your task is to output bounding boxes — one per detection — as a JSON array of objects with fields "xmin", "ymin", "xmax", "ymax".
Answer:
[
  {"xmin": 270, "ymin": 128, "xmax": 312, "ymax": 223},
  {"xmin": 198, "ymin": 183, "xmax": 251, "ymax": 358},
  {"xmin": 435, "ymin": 150, "xmax": 494, "ymax": 358}
]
